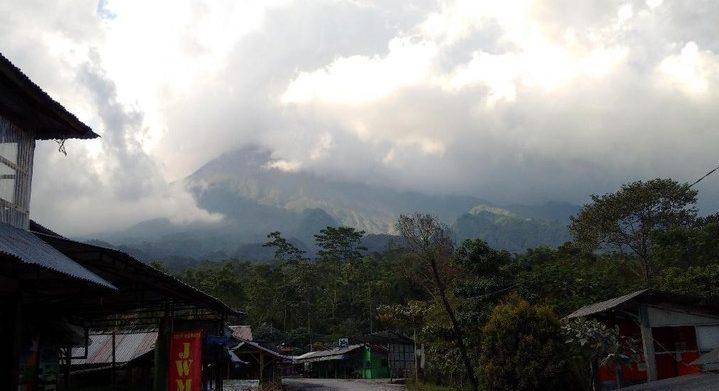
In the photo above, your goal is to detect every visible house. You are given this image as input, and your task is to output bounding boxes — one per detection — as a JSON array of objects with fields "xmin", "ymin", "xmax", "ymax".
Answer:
[
  {"xmin": 293, "ymin": 344, "xmax": 371, "ymax": 378},
  {"xmin": 567, "ymin": 289, "xmax": 719, "ymax": 389},
  {"xmin": 0, "ymin": 51, "xmax": 116, "ymax": 390},
  {"xmin": 0, "ymin": 51, "xmax": 241, "ymax": 390},
  {"xmin": 229, "ymin": 339, "xmax": 291, "ymax": 386},
  {"xmin": 350, "ymin": 331, "xmax": 416, "ymax": 379}
]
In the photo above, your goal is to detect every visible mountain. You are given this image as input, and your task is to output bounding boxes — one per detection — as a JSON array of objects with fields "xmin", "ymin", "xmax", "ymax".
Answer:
[
  {"xmin": 185, "ymin": 146, "xmax": 483, "ymax": 233},
  {"xmin": 453, "ymin": 205, "xmax": 573, "ymax": 252},
  {"xmin": 88, "ymin": 146, "xmax": 579, "ymax": 269}
]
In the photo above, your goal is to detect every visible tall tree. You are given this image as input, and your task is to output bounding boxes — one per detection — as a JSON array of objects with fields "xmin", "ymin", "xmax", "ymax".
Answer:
[
  {"xmin": 314, "ymin": 226, "xmax": 367, "ymax": 262},
  {"xmin": 569, "ymin": 178, "xmax": 697, "ymax": 287},
  {"xmin": 263, "ymin": 231, "xmax": 307, "ymax": 262},
  {"xmin": 397, "ymin": 213, "xmax": 479, "ymax": 391}
]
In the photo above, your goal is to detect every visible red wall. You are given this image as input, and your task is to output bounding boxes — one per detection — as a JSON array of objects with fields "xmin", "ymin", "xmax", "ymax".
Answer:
[{"xmin": 597, "ymin": 321, "xmax": 701, "ymax": 383}]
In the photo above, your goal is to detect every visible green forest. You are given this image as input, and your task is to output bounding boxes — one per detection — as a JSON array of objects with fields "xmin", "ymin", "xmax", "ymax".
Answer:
[{"xmin": 171, "ymin": 178, "xmax": 719, "ymax": 390}]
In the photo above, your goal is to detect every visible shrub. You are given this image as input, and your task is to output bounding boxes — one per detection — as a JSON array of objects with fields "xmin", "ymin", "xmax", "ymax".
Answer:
[{"xmin": 479, "ymin": 292, "xmax": 570, "ymax": 391}]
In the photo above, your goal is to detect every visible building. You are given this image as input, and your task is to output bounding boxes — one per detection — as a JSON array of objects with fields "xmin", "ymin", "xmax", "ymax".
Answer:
[
  {"xmin": 350, "ymin": 331, "xmax": 416, "ymax": 379},
  {"xmin": 293, "ymin": 344, "xmax": 374, "ymax": 379},
  {"xmin": 0, "ymin": 51, "xmax": 241, "ymax": 390},
  {"xmin": 0, "ymin": 50, "xmax": 117, "ymax": 390},
  {"xmin": 566, "ymin": 289, "xmax": 719, "ymax": 389},
  {"xmin": 292, "ymin": 332, "xmax": 416, "ymax": 380},
  {"xmin": 229, "ymin": 339, "xmax": 291, "ymax": 386}
]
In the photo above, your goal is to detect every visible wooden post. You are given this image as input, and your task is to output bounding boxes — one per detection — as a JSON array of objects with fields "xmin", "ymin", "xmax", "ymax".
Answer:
[
  {"xmin": 259, "ymin": 352, "xmax": 265, "ymax": 387},
  {"xmin": 111, "ymin": 330, "xmax": 116, "ymax": 390},
  {"xmin": 639, "ymin": 305, "xmax": 657, "ymax": 381},
  {"xmin": 153, "ymin": 316, "xmax": 172, "ymax": 391}
]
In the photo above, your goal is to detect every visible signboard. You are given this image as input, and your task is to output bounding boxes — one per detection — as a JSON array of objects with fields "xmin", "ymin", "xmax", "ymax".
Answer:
[{"xmin": 169, "ymin": 330, "xmax": 202, "ymax": 391}]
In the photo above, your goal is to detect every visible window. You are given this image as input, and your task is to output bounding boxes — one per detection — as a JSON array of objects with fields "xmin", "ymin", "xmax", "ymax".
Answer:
[
  {"xmin": 0, "ymin": 117, "xmax": 34, "ymax": 229},
  {"xmin": 697, "ymin": 325, "xmax": 719, "ymax": 352}
]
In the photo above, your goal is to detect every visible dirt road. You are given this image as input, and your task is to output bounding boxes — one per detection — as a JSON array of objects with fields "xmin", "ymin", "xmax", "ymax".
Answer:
[{"xmin": 283, "ymin": 378, "xmax": 405, "ymax": 391}]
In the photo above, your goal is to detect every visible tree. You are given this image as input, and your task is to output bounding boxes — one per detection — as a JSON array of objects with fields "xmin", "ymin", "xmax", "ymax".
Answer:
[
  {"xmin": 569, "ymin": 178, "xmax": 697, "ymax": 287},
  {"xmin": 314, "ymin": 226, "xmax": 367, "ymax": 262},
  {"xmin": 479, "ymin": 292, "xmax": 569, "ymax": 391},
  {"xmin": 563, "ymin": 318, "xmax": 639, "ymax": 391},
  {"xmin": 397, "ymin": 213, "xmax": 479, "ymax": 391},
  {"xmin": 263, "ymin": 231, "xmax": 307, "ymax": 262},
  {"xmin": 452, "ymin": 239, "xmax": 516, "ymax": 352}
]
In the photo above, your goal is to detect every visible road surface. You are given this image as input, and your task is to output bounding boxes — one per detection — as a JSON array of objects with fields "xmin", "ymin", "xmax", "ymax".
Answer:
[{"xmin": 283, "ymin": 378, "xmax": 405, "ymax": 391}]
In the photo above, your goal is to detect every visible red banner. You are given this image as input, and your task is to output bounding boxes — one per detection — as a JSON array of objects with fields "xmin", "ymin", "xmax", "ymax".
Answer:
[{"xmin": 169, "ymin": 330, "xmax": 202, "ymax": 391}]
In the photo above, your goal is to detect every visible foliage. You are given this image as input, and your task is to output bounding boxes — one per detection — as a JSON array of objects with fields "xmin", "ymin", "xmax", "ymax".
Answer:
[
  {"xmin": 262, "ymin": 231, "xmax": 307, "ymax": 262},
  {"xmin": 655, "ymin": 264, "xmax": 719, "ymax": 297},
  {"xmin": 569, "ymin": 178, "xmax": 697, "ymax": 286},
  {"xmin": 479, "ymin": 292, "xmax": 570, "ymax": 391},
  {"xmin": 453, "ymin": 239, "xmax": 515, "ymax": 327},
  {"xmin": 653, "ymin": 214, "xmax": 719, "ymax": 269},
  {"xmin": 398, "ymin": 214, "xmax": 479, "ymax": 391},
  {"xmin": 562, "ymin": 318, "xmax": 639, "ymax": 391},
  {"xmin": 514, "ymin": 244, "xmax": 638, "ymax": 315},
  {"xmin": 406, "ymin": 377, "xmax": 472, "ymax": 391},
  {"xmin": 314, "ymin": 226, "xmax": 367, "ymax": 262},
  {"xmin": 171, "ymin": 182, "xmax": 719, "ymax": 390}
]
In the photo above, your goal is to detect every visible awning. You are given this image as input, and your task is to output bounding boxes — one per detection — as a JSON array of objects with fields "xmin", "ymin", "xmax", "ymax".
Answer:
[{"xmin": 0, "ymin": 222, "xmax": 114, "ymax": 289}]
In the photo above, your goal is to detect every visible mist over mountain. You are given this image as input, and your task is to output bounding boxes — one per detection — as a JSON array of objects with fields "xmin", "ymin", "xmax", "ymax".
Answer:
[{"xmin": 88, "ymin": 146, "xmax": 579, "ymax": 269}]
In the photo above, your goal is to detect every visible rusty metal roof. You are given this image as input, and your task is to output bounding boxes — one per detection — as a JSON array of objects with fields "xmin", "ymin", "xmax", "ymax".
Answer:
[
  {"xmin": 0, "ymin": 52, "xmax": 99, "ymax": 140},
  {"xmin": 72, "ymin": 332, "xmax": 157, "ymax": 365},
  {"xmin": 0, "ymin": 222, "xmax": 115, "ymax": 289},
  {"xmin": 229, "ymin": 325, "xmax": 253, "ymax": 341}
]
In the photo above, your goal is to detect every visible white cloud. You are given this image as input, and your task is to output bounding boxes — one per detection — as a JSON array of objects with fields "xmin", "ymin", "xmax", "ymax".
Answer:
[
  {"xmin": 657, "ymin": 41, "xmax": 718, "ymax": 95},
  {"xmin": 0, "ymin": 0, "xmax": 717, "ymax": 236}
]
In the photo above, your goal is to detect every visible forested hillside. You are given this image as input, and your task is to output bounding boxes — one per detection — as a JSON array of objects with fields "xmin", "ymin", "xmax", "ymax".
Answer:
[{"xmin": 171, "ymin": 178, "xmax": 719, "ymax": 390}]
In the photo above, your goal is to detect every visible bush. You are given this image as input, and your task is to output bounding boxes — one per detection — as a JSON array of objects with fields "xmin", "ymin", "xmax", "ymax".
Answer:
[{"xmin": 479, "ymin": 292, "xmax": 570, "ymax": 391}]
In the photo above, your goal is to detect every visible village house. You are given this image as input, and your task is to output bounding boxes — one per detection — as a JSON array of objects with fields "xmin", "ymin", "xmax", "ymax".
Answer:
[
  {"xmin": 0, "ymin": 52, "xmax": 241, "ymax": 390},
  {"xmin": 293, "ymin": 332, "xmax": 415, "ymax": 380},
  {"xmin": 567, "ymin": 289, "xmax": 719, "ymax": 389}
]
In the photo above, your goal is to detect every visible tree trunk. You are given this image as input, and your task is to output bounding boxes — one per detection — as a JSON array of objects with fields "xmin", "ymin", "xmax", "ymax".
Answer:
[{"xmin": 428, "ymin": 254, "xmax": 478, "ymax": 391}]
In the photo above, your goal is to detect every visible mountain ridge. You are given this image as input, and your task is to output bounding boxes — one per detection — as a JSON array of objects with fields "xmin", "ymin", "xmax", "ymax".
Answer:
[{"xmin": 86, "ymin": 145, "xmax": 579, "ymax": 269}]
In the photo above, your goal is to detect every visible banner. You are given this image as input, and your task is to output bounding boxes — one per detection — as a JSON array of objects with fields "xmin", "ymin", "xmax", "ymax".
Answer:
[{"xmin": 169, "ymin": 330, "xmax": 202, "ymax": 391}]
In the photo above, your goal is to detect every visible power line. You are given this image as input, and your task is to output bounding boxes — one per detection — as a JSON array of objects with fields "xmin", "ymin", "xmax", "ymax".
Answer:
[{"xmin": 689, "ymin": 164, "xmax": 719, "ymax": 188}]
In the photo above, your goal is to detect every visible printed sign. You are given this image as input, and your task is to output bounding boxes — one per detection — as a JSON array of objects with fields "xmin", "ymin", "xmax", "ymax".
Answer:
[{"xmin": 169, "ymin": 330, "xmax": 202, "ymax": 391}]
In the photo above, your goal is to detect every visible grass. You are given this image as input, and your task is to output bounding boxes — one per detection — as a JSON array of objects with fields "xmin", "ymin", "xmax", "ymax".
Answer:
[{"xmin": 405, "ymin": 378, "xmax": 474, "ymax": 391}]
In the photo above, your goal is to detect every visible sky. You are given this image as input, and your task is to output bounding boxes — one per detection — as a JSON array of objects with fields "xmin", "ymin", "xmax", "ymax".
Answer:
[{"xmin": 0, "ymin": 0, "xmax": 717, "ymax": 235}]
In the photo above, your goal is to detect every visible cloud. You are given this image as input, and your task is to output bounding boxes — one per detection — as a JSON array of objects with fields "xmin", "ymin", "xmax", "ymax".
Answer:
[
  {"xmin": 0, "ymin": 0, "xmax": 717, "ymax": 236},
  {"xmin": 274, "ymin": 0, "xmax": 719, "ymax": 210},
  {"xmin": 29, "ymin": 52, "xmax": 222, "ymax": 235}
]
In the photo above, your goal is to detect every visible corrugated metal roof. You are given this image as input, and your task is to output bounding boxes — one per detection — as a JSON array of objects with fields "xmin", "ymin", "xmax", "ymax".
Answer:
[
  {"xmin": 565, "ymin": 289, "xmax": 649, "ymax": 319},
  {"xmin": 72, "ymin": 332, "xmax": 157, "ymax": 365},
  {"xmin": 0, "ymin": 222, "xmax": 115, "ymax": 289},
  {"xmin": 293, "ymin": 344, "xmax": 365, "ymax": 363},
  {"xmin": 233, "ymin": 340, "xmax": 290, "ymax": 361},
  {"xmin": 34, "ymin": 232, "xmax": 242, "ymax": 318},
  {"xmin": 0, "ymin": 52, "xmax": 99, "ymax": 140}
]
